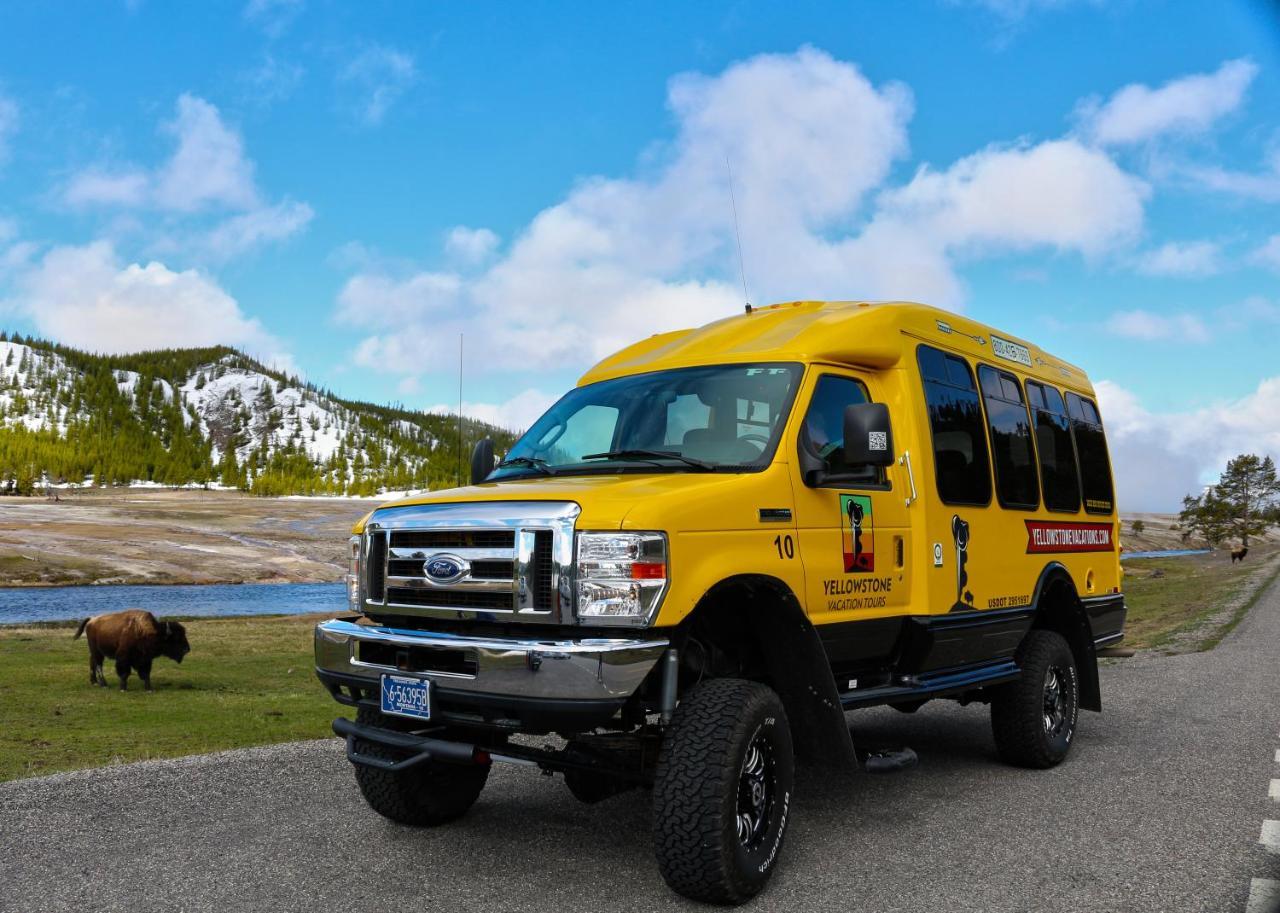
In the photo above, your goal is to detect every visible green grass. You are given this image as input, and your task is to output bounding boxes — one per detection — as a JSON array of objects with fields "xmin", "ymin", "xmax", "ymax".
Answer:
[
  {"xmin": 0, "ymin": 613, "xmax": 338, "ymax": 782},
  {"xmin": 1120, "ymin": 547, "xmax": 1278, "ymax": 650}
]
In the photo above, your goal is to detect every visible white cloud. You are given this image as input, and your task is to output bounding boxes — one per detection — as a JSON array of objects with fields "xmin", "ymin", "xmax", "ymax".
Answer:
[
  {"xmin": 1077, "ymin": 59, "xmax": 1257, "ymax": 147},
  {"xmin": 63, "ymin": 94, "xmax": 258, "ymax": 213},
  {"xmin": 154, "ymin": 94, "xmax": 259, "ymax": 212},
  {"xmin": 243, "ymin": 54, "xmax": 304, "ymax": 106},
  {"xmin": 64, "ymin": 169, "xmax": 150, "ymax": 207},
  {"xmin": 199, "ymin": 200, "xmax": 314, "ymax": 261},
  {"xmin": 0, "ymin": 93, "xmax": 17, "ymax": 168},
  {"xmin": 444, "ymin": 227, "xmax": 499, "ymax": 266},
  {"xmin": 3, "ymin": 240, "xmax": 290, "ymax": 366},
  {"xmin": 1097, "ymin": 377, "xmax": 1280, "ymax": 512},
  {"xmin": 1106, "ymin": 309, "xmax": 1210, "ymax": 343},
  {"xmin": 337, "ymin": 45, "xmax": 416, "ymax": 126},
  {"xmin": 876, "ymin": 139, "xmax": 1147, "ymax": 258},
  {"xmin": 1134, "ymin": 240, "xmax": 1221, "ymax": 277},
  {"xmin": 427, "ymin": 390, "xmax": 559, "ymax": 433},
  {"xmin": 243, "ymin": 0, "xmax": 303, "ymax": 37},
  {"xmin": 1250, "ymin": 235, "xmax": 1280, "ymax": 272},
  {"xmin": 60, "ymin": 95, "xmax": 310, "ymax": 259},
  {"xmin": 1186, "ymin": 148, "xmax": 1280, "ymax": 201},
  {"xmin": 337, "ymin": 48, "xmax": 1148, "ymax": 390}
]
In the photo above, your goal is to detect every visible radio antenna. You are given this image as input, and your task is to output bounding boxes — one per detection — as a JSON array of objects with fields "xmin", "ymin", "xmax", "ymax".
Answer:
[
  {"xmin": 725, "ymin": 155, "xmax": 750, "ymax": 312},
  {"xmin": 457, "ymin": 333, "xmax": 464, "ymax": 488}
]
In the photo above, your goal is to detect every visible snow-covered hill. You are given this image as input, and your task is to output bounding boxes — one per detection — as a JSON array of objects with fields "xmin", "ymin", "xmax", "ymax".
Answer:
[{"xmin": 0, "ymin": 337, "xmax": 514, "ymax": 496}]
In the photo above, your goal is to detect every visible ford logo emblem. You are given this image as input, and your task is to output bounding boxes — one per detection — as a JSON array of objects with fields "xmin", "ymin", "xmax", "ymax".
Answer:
[{"xmin": 424, "ymin": 554, "xmax": 466, "ymax": 583}]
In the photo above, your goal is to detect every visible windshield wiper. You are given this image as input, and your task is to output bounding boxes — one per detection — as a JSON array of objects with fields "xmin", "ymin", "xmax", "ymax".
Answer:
[
  {"xmin": 495, "ymin": 455, "xmax": 557, "ymax": 475},
  {"xmin": 580, "ymin": 449, "xmax": 717, "ymax": 471}
]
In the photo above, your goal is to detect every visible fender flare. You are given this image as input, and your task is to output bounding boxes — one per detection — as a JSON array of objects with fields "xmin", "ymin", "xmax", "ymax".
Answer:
[
  {"xmin": 1030, "ymin": 562, "xmax": 1101, "ymax": 712},
  {"xmin": 679, "ymin": 574, "xmax": 857, "ymax": 773}
]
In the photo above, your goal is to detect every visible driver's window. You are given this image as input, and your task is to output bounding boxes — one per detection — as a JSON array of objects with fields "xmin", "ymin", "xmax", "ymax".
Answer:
[{"xmin": 801, "ymin": 375, "xmax": 880, "ymax": 484}]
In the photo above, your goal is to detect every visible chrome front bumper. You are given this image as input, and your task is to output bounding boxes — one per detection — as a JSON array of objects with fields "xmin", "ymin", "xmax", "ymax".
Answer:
[{"xmin": 314, "ymin": 618, "xmax": 668, "ymax": 703}]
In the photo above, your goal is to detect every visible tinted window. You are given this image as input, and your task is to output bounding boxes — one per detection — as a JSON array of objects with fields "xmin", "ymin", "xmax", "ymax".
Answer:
[
  {"xmin": 978, "ymin": 366, "xmax": 1039, "ymax": 509},
  {"xmin": 1065, "ymin": 392, "xmax": 1114, "ymax": 514},
  {"xmin": 918, "ymin": 346, "xmax": 992, "ymax": 505},
  {"xmin": 491, "ymin": 363, "xmax": 802, "ymax": 478},
  {"xmin": 1025, "ymin": 381, "xmax": 1081, "ymax": 513},
  {"xmin": 800, "ymin": 375, "xmax": 877, "ymax": 483}
]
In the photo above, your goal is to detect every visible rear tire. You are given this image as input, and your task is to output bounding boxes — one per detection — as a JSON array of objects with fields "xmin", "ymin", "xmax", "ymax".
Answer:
[
  {"xmin": 652, "ymin": 678, "xmax": 794, "ymax": 905},
  {"xmin": 351, "ymin": 707, "xmax": 489, "ymax": 826},
  {"xmin": 991, "ymin": 630, "xmax": 1080, "ymax": 769}
]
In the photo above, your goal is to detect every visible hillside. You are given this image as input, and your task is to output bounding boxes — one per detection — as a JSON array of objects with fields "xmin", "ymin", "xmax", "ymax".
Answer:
[{"xmin": 0, "ymin": 334, "xmax": 516, "ymax": 496}]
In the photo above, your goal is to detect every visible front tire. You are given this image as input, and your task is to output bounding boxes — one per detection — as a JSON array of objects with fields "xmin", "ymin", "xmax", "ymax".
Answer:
[
  {"xmin": 351, "ymin": 707, "xmax": 489, "ymax": 826},
  {"xmin": 991, "ymin": 630, "xmax": 1080, "ymax": 768},
  {"xmin": 652, "ymin": 678, "xmax": 795, "ymax": 905}
]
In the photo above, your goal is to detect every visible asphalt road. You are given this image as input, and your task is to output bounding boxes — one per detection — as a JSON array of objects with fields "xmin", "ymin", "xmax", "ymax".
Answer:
[{"xmin": 4, "ymin": 579, "xmax": 1280, "ymax": 913}]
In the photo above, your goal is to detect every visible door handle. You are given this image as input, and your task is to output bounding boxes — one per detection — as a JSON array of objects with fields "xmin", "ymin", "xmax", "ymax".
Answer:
[{"xmin": 899, "ymin": 450, "xmax": 918, "ymax": 507}]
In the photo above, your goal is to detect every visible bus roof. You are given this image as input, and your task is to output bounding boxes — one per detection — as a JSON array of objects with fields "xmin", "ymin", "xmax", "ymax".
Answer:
[{"xmin": 577, "ymin": 300, "xmax": 1093, "ymax": 393}]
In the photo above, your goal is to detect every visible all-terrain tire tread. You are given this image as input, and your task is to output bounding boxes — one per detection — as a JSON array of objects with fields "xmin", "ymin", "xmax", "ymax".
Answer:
[
  {"xmin": 652, "ymin": 678, "xmax": 790, "ymax": 905},
  {"xmin": 990, "ymin": 629, "xmax": 1076, "ymax": 769}
]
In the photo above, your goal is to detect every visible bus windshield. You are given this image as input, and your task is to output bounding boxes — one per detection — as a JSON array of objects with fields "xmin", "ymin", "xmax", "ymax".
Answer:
[{"xmin": 488, "ymin": 363, "xmax": 803, "ymax": 479}]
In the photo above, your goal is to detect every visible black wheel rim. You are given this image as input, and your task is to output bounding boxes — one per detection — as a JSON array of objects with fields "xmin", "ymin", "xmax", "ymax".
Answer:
[
  {"xmin": 736, "ymin": 732, "xmax": 775, "ymax": 849},
  {"xmin": 1043, "ymin": 665, "xmax": 1070, "ymax": 737}
]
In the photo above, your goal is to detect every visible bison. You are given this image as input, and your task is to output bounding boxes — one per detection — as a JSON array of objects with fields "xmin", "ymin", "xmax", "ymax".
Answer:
[
  {"xmin": 1231, "ymin": 546, "xmax": 1249, "ymax": 564},
  {"xmin": 73, "ymin": 609, "xmax": 190, "ymax": 691}
]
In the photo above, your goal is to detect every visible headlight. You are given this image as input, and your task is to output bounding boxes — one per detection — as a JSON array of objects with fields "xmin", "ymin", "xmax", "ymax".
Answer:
[
  {"xmin": 576, "ymin": 532, "xmax": 668, "ymax": 624},
  {"xmin": 347, "ymin": 535, "xmax": 362, "ymax": 614}
]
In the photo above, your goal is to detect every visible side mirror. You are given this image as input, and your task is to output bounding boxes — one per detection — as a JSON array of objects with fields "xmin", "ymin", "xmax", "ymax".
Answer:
[
  {"xmin": 470, "ymin": 437, "xmax": 495, "ymax": 485},
  {"xmin": 842, "ymin": 403, "xmax": 894, "ymax": 468}
]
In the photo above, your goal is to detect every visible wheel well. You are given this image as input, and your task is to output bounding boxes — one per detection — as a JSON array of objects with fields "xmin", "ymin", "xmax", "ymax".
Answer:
[
  {"xmin": 1030, "ymin": 567, "xmax": 1101, "ymax": 712},
  {"xmin": 672, "ymin": 575, "xmax": 856, "ymax": 771}
]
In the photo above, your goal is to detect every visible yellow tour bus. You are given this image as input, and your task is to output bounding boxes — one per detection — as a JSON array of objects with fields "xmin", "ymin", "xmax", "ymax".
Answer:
[{"xmin": 315, "ymin": 300, "xmax": 1125, "ymax": 904}]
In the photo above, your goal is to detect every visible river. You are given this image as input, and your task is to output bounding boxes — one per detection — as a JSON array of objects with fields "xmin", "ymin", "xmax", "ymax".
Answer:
[
  {"xmin": 0, "ymin": 546, "xmax": 1215, "ymax": 625},
  {"xmin": 0, "ymin": 581, "xmax": 346, "ymax": 625}
]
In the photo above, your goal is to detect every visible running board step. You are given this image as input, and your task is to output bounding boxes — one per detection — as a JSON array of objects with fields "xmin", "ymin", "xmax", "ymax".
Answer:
[{"xmin": 839, "ymin": 660, "xmax": 1020, "ymax": 709}]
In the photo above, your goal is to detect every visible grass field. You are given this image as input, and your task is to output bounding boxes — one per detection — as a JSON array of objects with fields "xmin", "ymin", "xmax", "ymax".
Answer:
[
  {"xmin": 0, "ymin": 613, "xmax": 335, "ymax": 782},
  {"xmin": 2, "ymin": 547, "xmax": 1278, "ymax": 782},
  {"xmin": 1120, "ymin": 546, "xmax": 1279, "ymax": 651}
]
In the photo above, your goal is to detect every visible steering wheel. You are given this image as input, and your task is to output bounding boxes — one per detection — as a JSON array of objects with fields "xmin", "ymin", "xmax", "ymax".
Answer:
[{"xmin": 737, "ymin": 433, "xmax": 771, "ymax": 455}]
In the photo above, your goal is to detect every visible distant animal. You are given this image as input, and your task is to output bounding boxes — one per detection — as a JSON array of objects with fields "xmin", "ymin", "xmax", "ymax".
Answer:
[
  {"xmin": 73, "ymin": 609, "xmax": 190, "ymax": 691},
  {"xmin": 1231, "ymin": 546, "xmax": 1249, "ymax": 564}
]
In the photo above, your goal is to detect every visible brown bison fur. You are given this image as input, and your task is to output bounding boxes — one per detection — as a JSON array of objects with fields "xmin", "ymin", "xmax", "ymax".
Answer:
[
  {"xmin": 1231, "ymin": 546, "xmax": 1249, "ymax": 564},
  {"xmin": 73, "ymin": 610, "xmax": 190, "ymax": 691}
]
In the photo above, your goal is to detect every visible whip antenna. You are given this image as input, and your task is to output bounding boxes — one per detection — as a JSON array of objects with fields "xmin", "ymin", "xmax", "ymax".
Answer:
[
  {"xmin": 457, "ymin": 333, "xmax": 463, "ymax": 488},
  {"xmin": 725, "ymin": 155, "xmax": 751, "ymax": 312}
]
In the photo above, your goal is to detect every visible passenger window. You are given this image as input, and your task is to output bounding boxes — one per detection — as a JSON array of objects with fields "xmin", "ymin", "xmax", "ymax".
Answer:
[
  {"xmin": 918, "ymin": 346, "xmax": 992, "ymax": 506},
  {"xmin": 1025, "ymin": 381, "xmax": 1081, "ymax": 513},
  {"xmin": 978, "ymin": 366, "xmax": 1039, "ymax": 510},
  {"xmin": 1065, "ymin": 392, "xmax": 1114, "ymax": 514},
  {"xmin": 799, "ymin": 375, "xmax": 878, "ymax": 483}
]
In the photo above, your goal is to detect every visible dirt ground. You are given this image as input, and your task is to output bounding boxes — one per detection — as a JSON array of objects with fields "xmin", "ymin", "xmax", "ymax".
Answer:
[
  {"xmin": 1, "ymin": 491, "xmax": 1272, "ymax": 588},
  {"xmin": 1118, "ymin": 511, "xmax": 1280, "ymax": 552},
  {"xmin": 0, "ymin": 490, "xmax": 381, "ymax": 586}
]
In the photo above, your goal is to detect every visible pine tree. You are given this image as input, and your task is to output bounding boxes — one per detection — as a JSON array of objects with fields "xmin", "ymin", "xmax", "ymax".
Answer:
[{"xmin": 1180, "ymin": 454, "xmax": 1280, "ymax": 548}]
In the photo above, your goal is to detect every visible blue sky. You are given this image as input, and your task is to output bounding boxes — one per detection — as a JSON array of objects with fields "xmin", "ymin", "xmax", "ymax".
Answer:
[{"xmin": 0, "ymin": 0, "xmax": 1278, "ymax": 509}]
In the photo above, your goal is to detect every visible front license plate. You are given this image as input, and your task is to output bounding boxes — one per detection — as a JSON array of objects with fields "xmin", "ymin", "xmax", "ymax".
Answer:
[{"xmin": 380, "ymin": 674, "xmax": 432, "ymax": 721}]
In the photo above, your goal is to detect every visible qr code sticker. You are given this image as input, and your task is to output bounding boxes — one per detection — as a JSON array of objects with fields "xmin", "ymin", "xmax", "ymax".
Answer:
[{"xmin": 868, "ymin": 431, "xmax": 888, "ymax": 451}]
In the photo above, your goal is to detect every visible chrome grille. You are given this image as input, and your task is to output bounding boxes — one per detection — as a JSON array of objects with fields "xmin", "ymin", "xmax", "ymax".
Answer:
[{"xmin": 360, "ymin": 501, "xmax": 579, "ymax": 624}]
